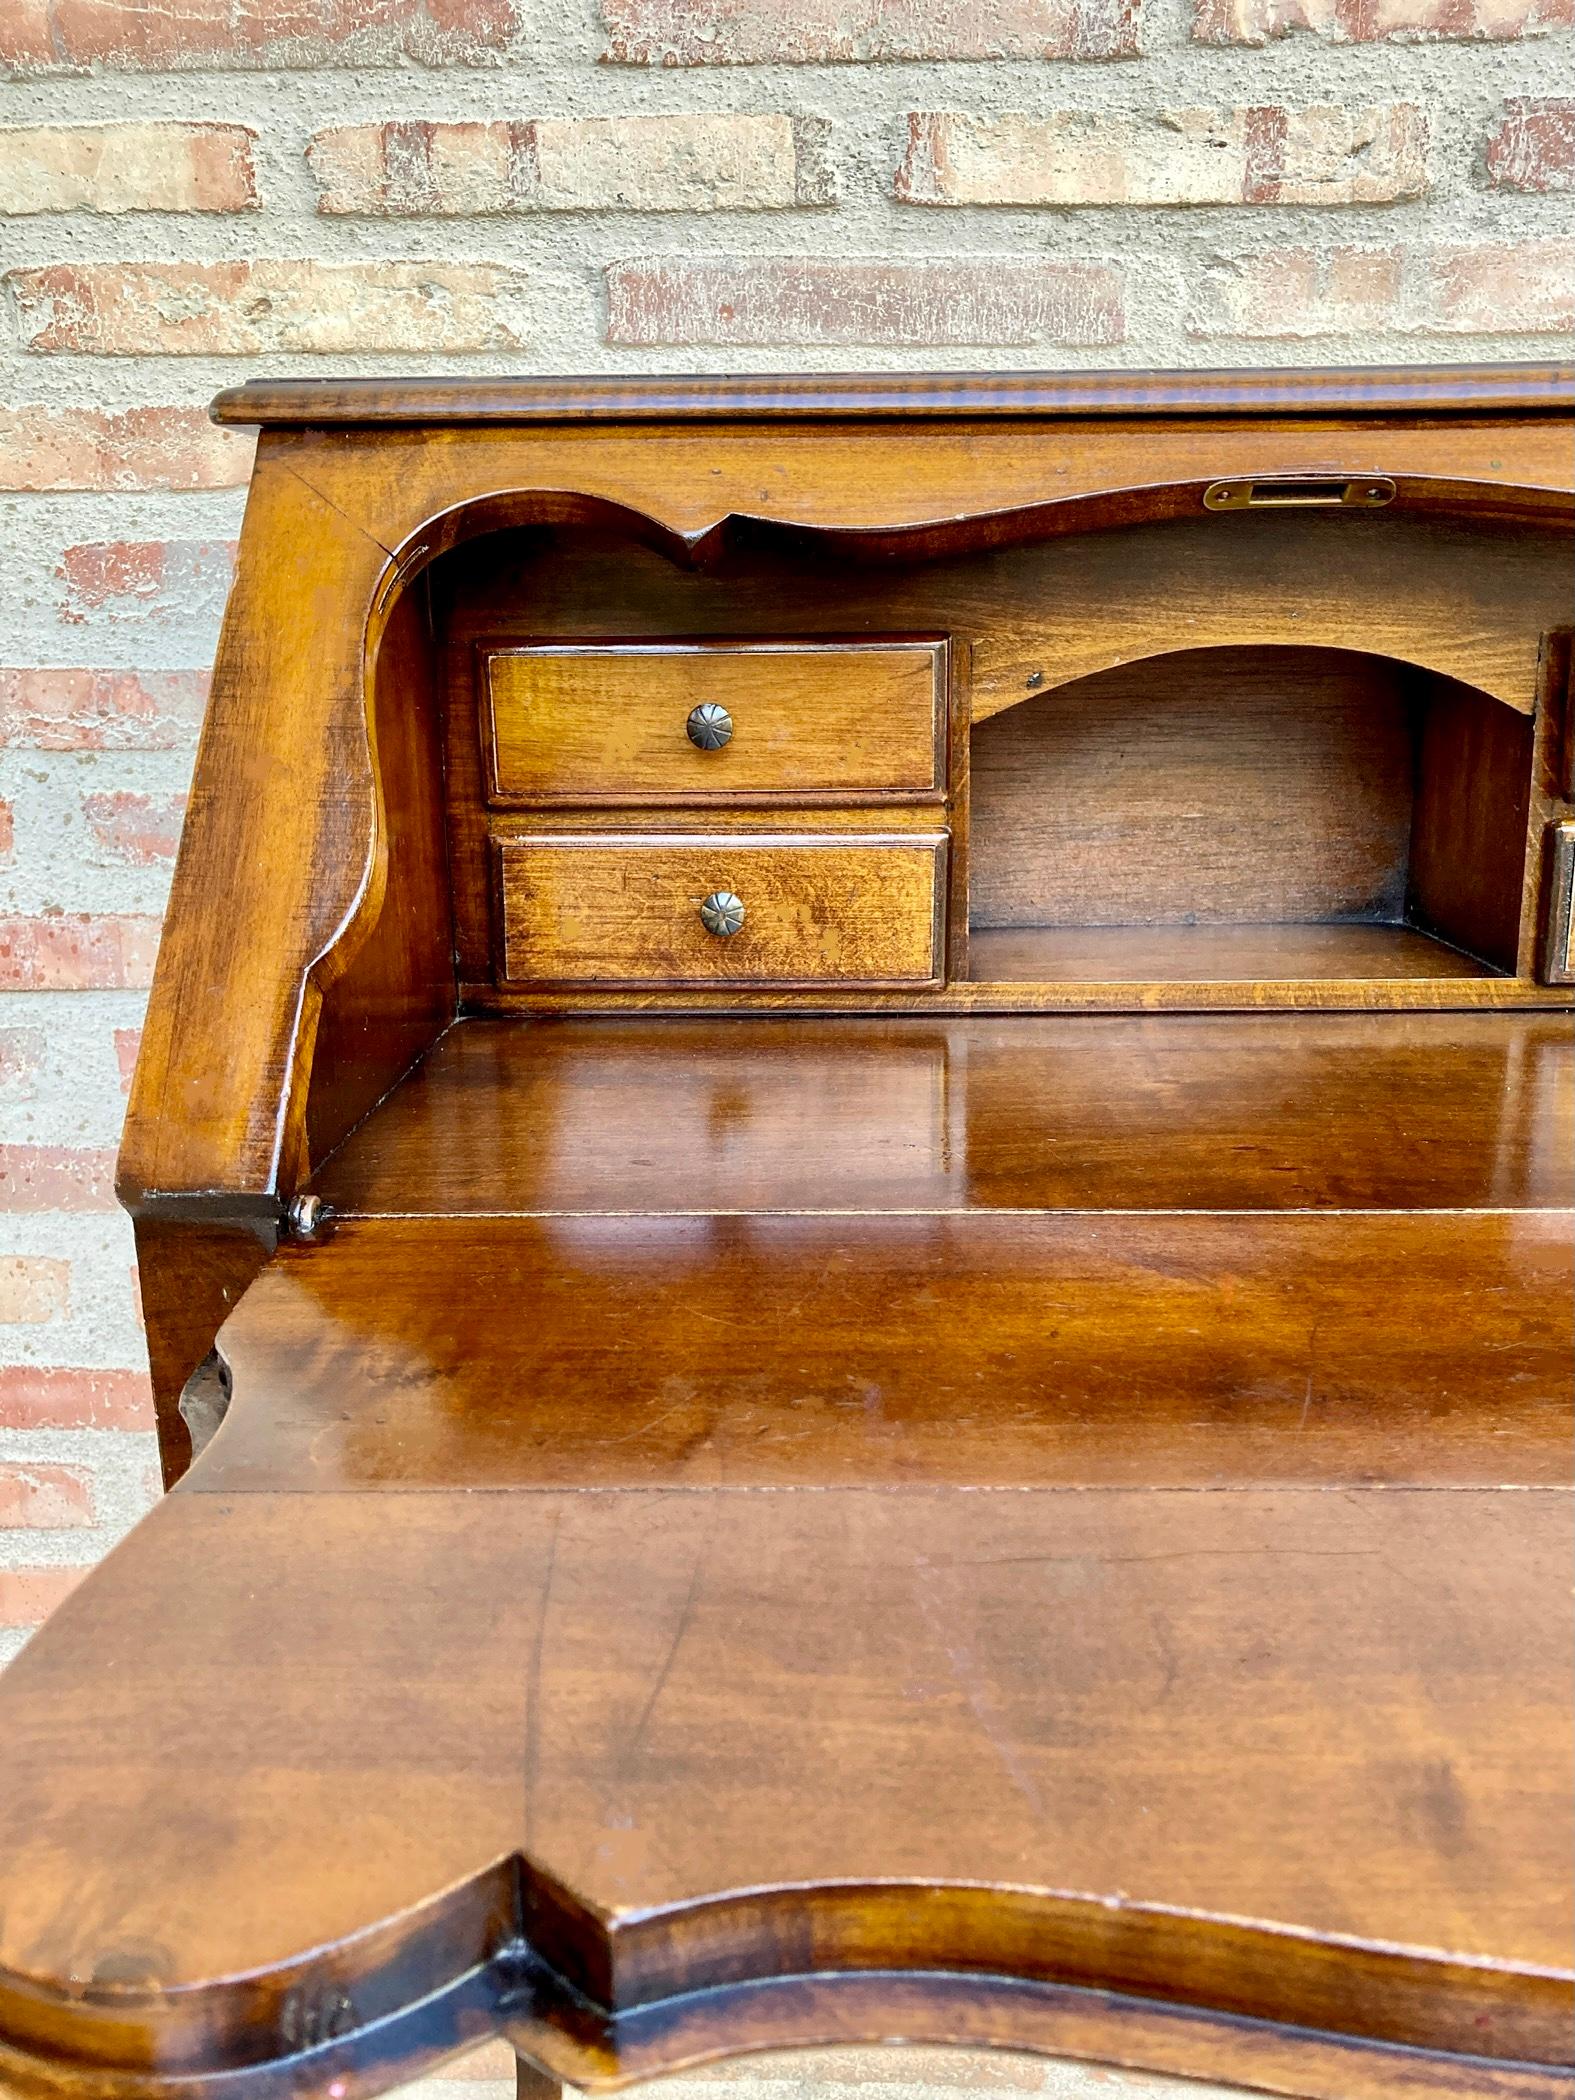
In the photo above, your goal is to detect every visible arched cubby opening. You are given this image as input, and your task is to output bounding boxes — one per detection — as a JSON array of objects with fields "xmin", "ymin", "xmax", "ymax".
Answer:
[{"xmin": 965, "ymin": 644, "xmax": 1533, "ymax": 986}]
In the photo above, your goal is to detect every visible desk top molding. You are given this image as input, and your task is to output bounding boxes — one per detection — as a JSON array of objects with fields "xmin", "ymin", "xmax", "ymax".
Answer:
[{"xmin": 210, "ymin": 362, "xmax": 1575, "ymax": 427}]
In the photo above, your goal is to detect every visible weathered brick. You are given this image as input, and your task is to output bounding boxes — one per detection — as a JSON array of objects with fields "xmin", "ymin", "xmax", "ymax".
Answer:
[
  {"xmin": 0, "ymin": 1463, "xmax": 95, "ymax": 1528},
  {"xmin": 0, "ymin": 800, "xmax": 12, "ymax": 859},
  {"xmin": 0, "ymin": 1145, "xmax": 119, "ymax": 1210},
  {"xmin": 0, "ymin": 1565, "xmax": 91, "ymax": 1629},
  {"xmin": 0, "ymin": 915, "xmax": 161, "ymax": 990},
  {"xmin": 601, "ymin": 0, "xmax": 1141, "ymax": 60},
  {"xmin": 0, "ymin": 409, "xmax": 253, "ymax": 492},
  {"xmin": 310, "ymin": 114, "xmax": 834, "ymax": 214},
  {"xmin": 82, "ymin": 791, "xmax": 188, "ymax": 866},
  {"xmin": 1194, "ymin": 0, "xmax": 1569, "ymax": 41},
  {"xmin": 606, "ymin": 257, "xmax": 1125, "ymax": 345},
  {"xmin": 0, "ymin": 670, "xmax": 208, "ymax": 750},
  {"xmin": 0, "ymin": 1365, "xmax": 153, "ymax": 1429},
  {"xmin": 0, "ymin": 1256, "xmax": 70, "ymax": 1324},
  {"xmin": 8, "ymin": 261, "xmax": 530, "ymax": 355},
  {"xmin": 1, "ymin": 0, "xmax": 518, "ymax": 74},
  {"xmin": 1188, "ymin": 240, "xmax": 1575, "ymax": 336},
  {"xmin": 896, "ymin": 105, "xmax": 1429, "ymax": 207},
  {"xmin": 55, "ymin": 540, "xmax": 237, "ymax": 628},
  {"xmin": 0, "ymin": 123, "xmax": 255, "ymax": 212},
  {"xmin": 114, "ymin": 1026, "xmax": 141, "ymax": 1094},
  {"xmin": 1484, "ymin": 98, "xmax": 1575, "ymax": 191}
]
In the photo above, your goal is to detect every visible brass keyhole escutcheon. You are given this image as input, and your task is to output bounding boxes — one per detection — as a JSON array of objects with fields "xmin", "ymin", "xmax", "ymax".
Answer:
[
  {"xmin": 686, "ymin": 703, "xmax": 734, "ymax": 750},
  {"xmin": 699, "ymin": 891, "xmax": 746, "ymax": 938}
]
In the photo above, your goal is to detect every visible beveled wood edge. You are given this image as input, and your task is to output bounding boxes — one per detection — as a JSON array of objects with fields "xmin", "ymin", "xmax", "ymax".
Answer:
[
  {"xmin": 1, "ymin": 1869, "xmax": 1568, "ymax": 2100},
  {"xmin": 210, "ymin": 365, "xmax": 1575, "ymax": 428}
]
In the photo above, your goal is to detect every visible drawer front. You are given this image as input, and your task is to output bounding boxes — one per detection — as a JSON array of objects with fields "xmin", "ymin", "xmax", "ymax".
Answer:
[
  {"xmin": 486, "ymin": 642, "xmax": 944, "ymax": 803},
  {"xmin": 499, "ymin": 836, "xmax": 946, "ymax": 987}
]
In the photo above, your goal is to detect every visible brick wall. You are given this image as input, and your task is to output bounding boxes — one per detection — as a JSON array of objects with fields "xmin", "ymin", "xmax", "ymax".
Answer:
[{"xmin": 0, "ymin": 6, "xmax": 1570, "ymax": 2089}]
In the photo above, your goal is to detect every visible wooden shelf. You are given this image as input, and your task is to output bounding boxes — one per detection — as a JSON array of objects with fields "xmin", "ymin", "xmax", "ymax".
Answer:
[{"xmin": 966, "ymin": 922, "xmax": 1499, "ymax": 985}]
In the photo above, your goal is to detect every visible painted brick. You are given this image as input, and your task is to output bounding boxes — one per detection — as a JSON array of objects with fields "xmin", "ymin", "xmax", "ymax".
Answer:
[
  {"xmin": 601, "ymin": 0, "xmax": 1142, "ymax": 59},
  {"xmin": 0, "ymin": 1565, "xmax": 91, "ymax": 1629},
  {"xmin": 82, "ymin": 791, "xmax": 188, "ymax": 866},
  {"xmin": 0, "ymin": 915, "xmax": 161, "ymax": 990},
  {"xmin": 1484, "ymin": 97, "xmax": 1575, "ymax": 191},
  {"xmin": 0, "ymin": 1365, "xmax": 153, "ymax": 1429},
  {"xmin": 0, "ymin": 800, "xmax": 12, "ymax": 860},
  {"xmin": 0, "ymin": 123, "xmax": 256, "ymax": 213},
  {"xmin": 309, "ymin": 115, "xmax": 834, "ymax": 214},
  {"xmin": 0, "ymin": 670, "xmax": 208, "ymax": 750},
  {"xmin": 0, "ymin": 1145, "xmax": 119, "ymax": 1210},
  {"xmin": 0, "ymin": 409, "xmax": 253, "ymax": 492},
  {"xmin": 0, "ymin": 1256, "xmax": 70, "ymax": 1325},
  {"xmin": 606, "ymin": 257, "xmax": 1125, "ymax": 345},
  {"xmin": 8, "ymin": 261, "xmax": 530, "ymax": 355},
  {"xmin": 1188, "ymin": 240, "xmax": 1575, "ymax": 335},
  {"xmin": 114, "ymin": 1027, "xmax": 141, "ymax": 1094},
  {"xmin": 0, "ymin": 0, "xmax": 518, "ymax": 74},
  {"xmin": 0, "ymin": 1462, "xmax": 95, "ymax": 1527},
  {"xmin": 895, "ymin": 105, "xmax": 1429, "ymax": 207},
  {"xmin": 0, "ymin": 1030, "xmax": 44, "ymax": 1099},
  {"xmin": 55, "ymin": 541, "xmax": 237, "ymax": 628},
  {"xmin": 1193, "ymin": 0, "xmax": 1569, "ymax": 41}
]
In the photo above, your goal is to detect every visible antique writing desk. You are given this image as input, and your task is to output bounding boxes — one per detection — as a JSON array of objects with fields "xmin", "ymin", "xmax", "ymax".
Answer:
[{"xmin": 0, "ymin": 368, "xmax": 1572, "ymax": 2100}]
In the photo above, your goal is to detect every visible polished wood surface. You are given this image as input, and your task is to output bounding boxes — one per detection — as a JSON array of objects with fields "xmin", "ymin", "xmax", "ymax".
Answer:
[
  {"xmin": 315, "ymin": 1014, "xmax": 1574, "ymax": 1217},
  {"xmin": 486, "ymin": 642, "xmax": 945, "ymax": 803},
  {"xmin": 209, "ymin": 361, "xmax": 1575, "ymax": 423},
  {"xmin": 497, "ymin": 837, "xmax": 946, "ymax": 987},
  {"xmin": 58, "ymin": 368, "xmax": 1575, "ymax": 2100}
]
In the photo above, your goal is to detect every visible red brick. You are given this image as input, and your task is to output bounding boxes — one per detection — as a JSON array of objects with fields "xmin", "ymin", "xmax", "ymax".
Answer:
[
  {"xmin": 601, "ymin": 0, "xmax": 1141, "ymax": 59},
  {"xmin": 114, "ymin": 1026, "xmax": 141, "ymax": 1094},
  {"xmin": 0, "ymin": 1565, "xmax": 92, "ymax": 1630},
  {"xmin": 1194, "ymin": 0, "xmax": 1568, "ymax": 40},
  {"xmin": 0, "ymin": 800, "xmax": 12, "ymax": 859},
  {"xmin": 0, "ymin": 409, "xmax": 253, "ymax": 492},
  {"xmin": 606, "ymin": 257, "xmax": 1124, "ymax": 346},
  {"xmin": 0, "ymin": 123, "xmax": 255, "ymax": 212},
  {"xmin": 0, "ymin": 915, "xmax": 161, "ymax": 990},
  {"xmin": 1484, "ymin": 98, "xmax": 1575, "ymax": 190},
  {"xmin": 0, "ymin": 1029, "xmax": 44, "ymax": 1098},
  {"xmin": 309, "ymin": 114, "xmax": 834, "ymax": 213},
  {"xmin": 1426, "ymin": 238, "xmax": 1575, "ymax": 331},
  {"xmin": 0, "ymin": 1463, "xmax": 95, "ymax": 1528},
  {"xmin": 0, "ymin": 1145, "xmax": 118, "ymax": 1211},
  {"xmin": 0, "ymin": 1257, "xmax": 70, "ymax": 1324},
  {"xmin": 896, "ymin": 105, "xmax": 1428, "ymax": 206},
  {"xmin": 0, "ymin": 1366, "xmax": 153, "ymax": 1430},
  {"xmin": 0, "ymin": 670, "xmax": 208, "ymax": 750},
  {"xmin": 8, "ymin": 261, "xmax": 530, "ymax": 355},
  {"xmin": 0, "ymin": 0, "xmax": 517, "ymax": 72},
  {"xmin": 1188, "ymin": 240, "xmax": 1575, "ymax": 336},
  {"xmin": 55, "ymin": 541, "xmax": 237, "ymax": 628},
  {"xmin": 82, "ymin": 790, "xmax": 187, "ymax": 866}
]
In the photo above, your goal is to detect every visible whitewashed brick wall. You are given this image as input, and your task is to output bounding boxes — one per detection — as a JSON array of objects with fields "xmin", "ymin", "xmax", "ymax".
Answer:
[{"xmin": 0, "ymin": 3, "xmax": 1570, "ymax": 2086}]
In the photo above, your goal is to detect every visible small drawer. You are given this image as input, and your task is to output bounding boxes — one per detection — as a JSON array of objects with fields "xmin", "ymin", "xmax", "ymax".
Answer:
[
  {"xmin": 485, "ymin": 642, "xmax": 945, "ymax": 804},
  {"xmin": 498, "ymin": 834, "xmax": 946, "ymax": 988}
]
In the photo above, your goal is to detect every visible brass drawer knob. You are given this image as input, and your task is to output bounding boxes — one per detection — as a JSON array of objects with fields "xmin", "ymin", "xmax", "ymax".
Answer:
[
  {"xmin": 699, "ymin": 891, "xmax": 745, "ymax": 938},
  {"xmin": 686, "ymin": 702, "xmax": 734, "ymax": 750}
]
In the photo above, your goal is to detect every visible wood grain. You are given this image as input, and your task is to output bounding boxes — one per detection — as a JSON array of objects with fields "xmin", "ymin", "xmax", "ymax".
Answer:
[
  {"xmin": 497, "ymin": 836, "xmax": 946, "ymax": 987},
  {"xmin": 965, "ymin": 924, "xmax": 1496, "ymax": 981},
  {"xmin": 486, "ymin": 642, "xmax": 945, "ymax": 803},
  {"xmin": 313, "ymin": 1014, "xmax": 1574, "ymax": 1218}
]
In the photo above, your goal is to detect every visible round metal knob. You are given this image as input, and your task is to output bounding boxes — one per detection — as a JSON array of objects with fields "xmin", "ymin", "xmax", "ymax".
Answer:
[
  {"xmin": 686, "ymin": 703, "xmax": 733, "ymax": 751},
  {"xmin": 699, "ymin": 891, "xmax": 745, "ymax": 938}
]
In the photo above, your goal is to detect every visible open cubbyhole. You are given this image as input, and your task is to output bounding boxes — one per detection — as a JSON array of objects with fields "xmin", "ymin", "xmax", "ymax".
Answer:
[{"xmin": 965, "ymin": 644, "xmax": 1533, "ymax": 986}]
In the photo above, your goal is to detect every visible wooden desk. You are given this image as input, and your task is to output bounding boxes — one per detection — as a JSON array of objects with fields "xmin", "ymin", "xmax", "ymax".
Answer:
[{"xmin": 0, "ymin": 369, "xmax": 1570, "ymax": 2100}]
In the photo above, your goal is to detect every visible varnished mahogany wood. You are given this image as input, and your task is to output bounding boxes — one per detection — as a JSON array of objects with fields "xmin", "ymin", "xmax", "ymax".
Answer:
[
  {"xmin": 209, "ymin": 362, "xmax": 1575, "ymax": 424},
  {"xmin": 313, "ymin": 1015, "xmax": 1573, "ymax": 1218},
  {"xmin": 56, "ymin": 367, "xmax": 1574, "ymax": 2100}
]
